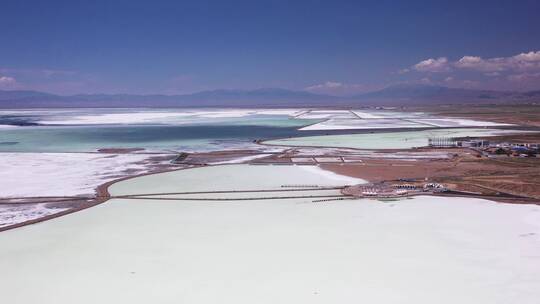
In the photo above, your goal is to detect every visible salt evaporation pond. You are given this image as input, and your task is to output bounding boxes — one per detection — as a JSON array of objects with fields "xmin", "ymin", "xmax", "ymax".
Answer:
[
  {"xmin": 0, "ymin": 109, "xmax": 318, "ymax": 152},
  {"xmin": 0, "ymin": 124, "xmax": 312, "ymax": 152},
  {"xmin": 264, "ymin": 128, "xmax": 533, "ymax": 149},
  {"xmin": 1, "ymin": 164, "xmax": 539, "ymax": 303},
  {"xmin": 0, "ymin": 108, "xmax": 519, "ymax": 152}
]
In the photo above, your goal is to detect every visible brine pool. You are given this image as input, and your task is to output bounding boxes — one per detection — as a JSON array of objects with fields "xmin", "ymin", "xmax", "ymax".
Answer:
[
  {"xmin": 0, "ymin": 108, "xmax": 525, "ymax": 152},
  {"xmin": 0, "ymin": 109, "xmax": 317, "ymax": 152},
  {"xmin": 1, "ymin": 164, "xmax": 539, "ymax": 303},
  {"xmin": 264, "ymin": 128, "xmax": 534, "ymax": 149}
]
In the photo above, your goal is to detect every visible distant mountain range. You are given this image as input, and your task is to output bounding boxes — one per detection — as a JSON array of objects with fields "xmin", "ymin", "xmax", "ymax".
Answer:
[{"xmin": 1, "ymin": 85, "xmax": 539, "ymax": 108}]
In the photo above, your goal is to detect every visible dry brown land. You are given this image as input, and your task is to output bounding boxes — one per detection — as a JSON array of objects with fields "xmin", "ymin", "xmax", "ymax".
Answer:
[
  {"xmin": 321, "ymin": 152, "xmax": 540, "ymax": 204},
  {"xmin": 480, "ymin": 133, "xmax": 540, "ymax": 143},
  {"xmin": 338, "ymin": 104, "xmax": 540, "ymax": 204}
]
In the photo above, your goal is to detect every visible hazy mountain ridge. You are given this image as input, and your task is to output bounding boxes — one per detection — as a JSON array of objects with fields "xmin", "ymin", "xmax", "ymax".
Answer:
[
  {"xmin": 354, "ymin": 84, "xmax": 518, "ymax": 102},
  {"xmin": 0, "ymin": 85, "xmax": 538, "ymax": 108}
]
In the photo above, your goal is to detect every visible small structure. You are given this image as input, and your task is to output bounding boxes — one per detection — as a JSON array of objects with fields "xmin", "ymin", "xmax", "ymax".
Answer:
[
  {"xmin": 343, "ymin": 181, "xmax": 447, "ymax": 199},
  {"xmin": 362, "ymin": 190, "xmax": 378, "ymax": 196},
  {"xmin": 428, "ymin": 137, "xmax": 457, "ymax": 148},
  {"xmin": 458, "ymin": 139, "xmax": 489, "ymax": 148},
  {"xmin": 395, "ymin": 189, "xmax": 408, "ymax": 196},
  {"xmin": 423, "ymin": 183, "xmax": 447, "ymax": 192},
  {"xmin": 393, "ymin": 183, "xmax": 418, "ymax": 190}
]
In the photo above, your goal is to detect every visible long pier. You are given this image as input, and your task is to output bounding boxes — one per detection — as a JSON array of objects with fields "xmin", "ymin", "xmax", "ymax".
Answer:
[
  {"xmin": 0, "ymin": 186, "xmax": 347, "ymax": 204},
  {"xmin": 121, "ymin": 194, "xmax": 349, "ymax": 202}
]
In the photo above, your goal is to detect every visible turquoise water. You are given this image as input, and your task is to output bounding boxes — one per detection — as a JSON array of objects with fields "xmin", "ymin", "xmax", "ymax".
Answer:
[
  {"xmin": 264, "ymin": 128, "xmax": 532, "ymax": 149},
  {"xmin": 0, "ymin": 124, "xmax": 313, "ymax": 152},
  {"xmin": 0, "ymin": 110, "xmax": 318, "ymax": 152},
  {"xmin": 1, "ymin": 108, "xmax": 525, "ymax": 152}
]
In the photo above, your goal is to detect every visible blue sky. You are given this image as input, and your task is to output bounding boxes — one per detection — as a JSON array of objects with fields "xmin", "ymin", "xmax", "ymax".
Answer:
[{"xmin": 1, "ymin": 0, "xmax": 539, "ymax": 95}]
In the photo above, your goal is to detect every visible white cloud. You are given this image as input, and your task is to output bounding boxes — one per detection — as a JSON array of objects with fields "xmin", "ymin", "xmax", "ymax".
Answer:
[
  {"xmin": 455, "ymin": 51, "xmax": 540, "ymax": 72},
  {"xmin": 455, "ymin": 56, "xmax": 507, "ymax": 72},
  {"xmin": 0, "ymin": 75, "xmax": 16, "ymax": 88},
  {"xmin": 306, "ymin": 81, "xmax": 345, "ymax": 90},
  {"xmin": 401, "ymin": 50, "xmax": 540, "ymax": 90},
  {"xmin": 0, "ymin": 68, "xmax": 75, "ymax": 78},
  {"xmin": 413, "ymin": 57, "xmax": 450, "ymax": 72},
  {"xmin": 406, "ymin": 51, "xmax": 540, "ymax": 75},
  {"xmin": 0, "ymin": 67, "xmax": 104, "ymax": 94},
  {"xmin": 305, "ymin": 81, "xmax": 374, "ymax": 95},
  {"xmin": 514, "ymin": 51, "xmax": 540, "ymax": 62}
]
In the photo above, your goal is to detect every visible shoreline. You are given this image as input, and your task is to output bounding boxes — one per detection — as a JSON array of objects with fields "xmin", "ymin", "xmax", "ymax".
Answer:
[
  {"xmin": 0, "ymin": 159, "xmax": 198, "ymax": 232},
  {"xmin": 258, "ymin": 126, "xmax": 540, "ymax": 151},
  {"xmin": 2, "ymin": 120, "xmax": 540, "ymax": 231},
  {"xmin": 2, "ymin": 147, "xmax": 539, "ymax": 232}
]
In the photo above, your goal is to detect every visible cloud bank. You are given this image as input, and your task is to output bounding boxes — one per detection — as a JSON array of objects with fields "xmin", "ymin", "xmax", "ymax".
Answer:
[
  {"xmin": 402, "ymin": 50, "xmax": 540, "ymax": 90},
  {"xmin": 413, "ymin": 57, "xmax": 450, "ymax": 72},
  {"xmin": 408, "ymin": 51, "xmax": 540, "ymax": 74}
]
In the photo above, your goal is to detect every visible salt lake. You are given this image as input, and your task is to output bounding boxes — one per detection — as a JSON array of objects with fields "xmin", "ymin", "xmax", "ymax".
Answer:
[
  {"xmin": 0, "ymin": 108, "xmax": 519, "ymax": 152},
  {"xmin": 0, "ymin": 164, "xmax": 539, "ymax": 303},
  {"xmin": 2, "ymin": 108, "xmax": 540, "ymax": 303}
]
